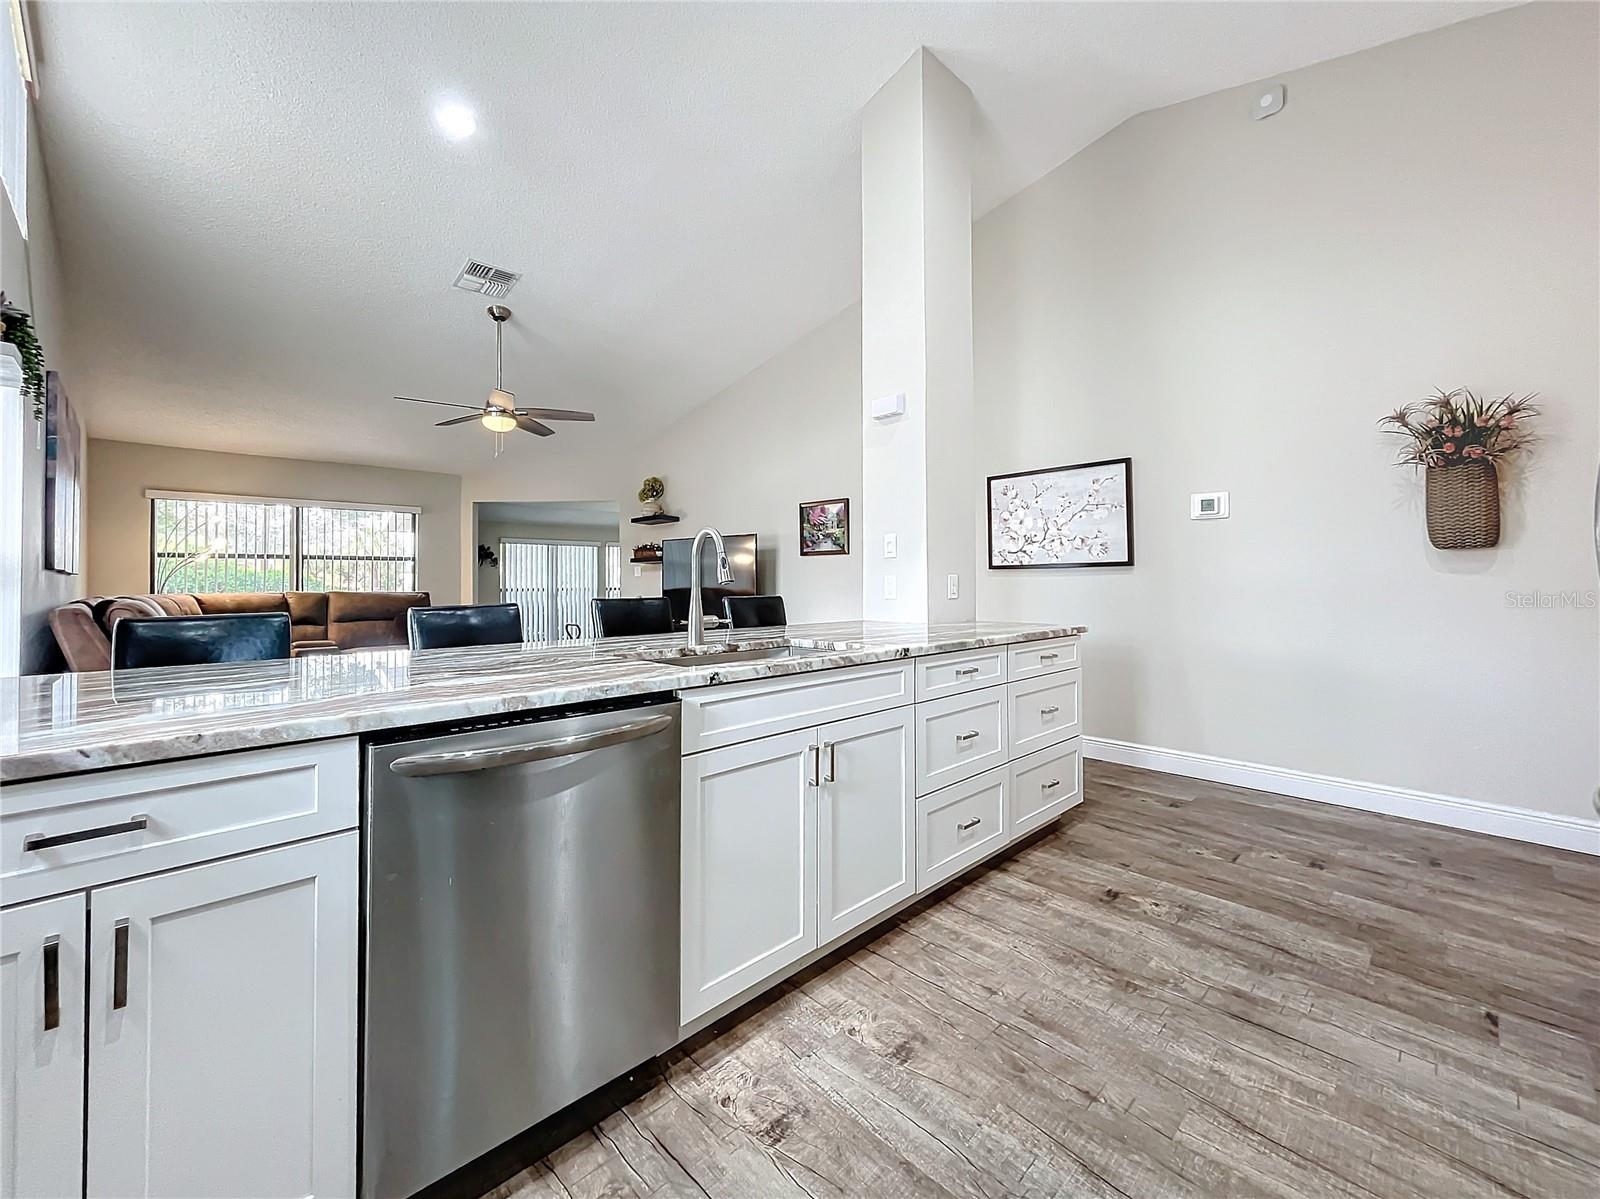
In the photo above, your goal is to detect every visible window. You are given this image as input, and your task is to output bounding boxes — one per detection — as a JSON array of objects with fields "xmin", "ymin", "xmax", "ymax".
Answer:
[
  {"xmin": 2, "ymin": 1, "xmax": 28, "ymax": 237},
  {"xmin": 150, "ymin": 493, "xmax": 418, "ymax": 594},
  {"xmin": 604, "ymin": 542, "xmax": 622, "ymax": 598},
  {"xmin": 500, "ymin": 539, "xmax": 610, "ymax": 641}
]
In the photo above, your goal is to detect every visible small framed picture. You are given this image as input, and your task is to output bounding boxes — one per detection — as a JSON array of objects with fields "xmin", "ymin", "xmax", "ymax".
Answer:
[
  {"xmin": 799, "ymin": 498, "xmax": 849, "ymax": 556},
  {"xmin": 987, "ymin": 457, "xmax": 1133, "ymax": 569}
]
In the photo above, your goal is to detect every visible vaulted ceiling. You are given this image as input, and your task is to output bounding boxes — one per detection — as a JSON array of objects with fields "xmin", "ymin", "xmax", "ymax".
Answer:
[{"xmin": 29, "ymin": 1, "xmax": 1505, "ymax": 473}]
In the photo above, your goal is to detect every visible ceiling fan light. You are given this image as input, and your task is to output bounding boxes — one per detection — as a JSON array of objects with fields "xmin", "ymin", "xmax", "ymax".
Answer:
[
  {"xmin": 488, "ymin": 388, "xmax": 516, "ymax": 409},
  {"xmin": 481, "ymin": 409, "xmax": 518, "ymax": 433}
]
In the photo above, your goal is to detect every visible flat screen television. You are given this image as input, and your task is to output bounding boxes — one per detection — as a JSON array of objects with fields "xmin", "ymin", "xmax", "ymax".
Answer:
[{"xmin": 661, "ymin": 533, "xmax": 757, "ymax": 626}]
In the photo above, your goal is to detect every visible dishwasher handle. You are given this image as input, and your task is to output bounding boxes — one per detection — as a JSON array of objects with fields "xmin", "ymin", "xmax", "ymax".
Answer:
[{"xmin": 388, "ymin": 712, "xmax": 675, "ymax": 777}]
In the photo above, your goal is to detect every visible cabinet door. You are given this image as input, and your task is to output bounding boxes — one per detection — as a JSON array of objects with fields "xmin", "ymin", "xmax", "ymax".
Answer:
[
  {"xmin": 1, "ymin": 894, "xmax": 86, "ymax": 1199},
  {"xmin": 817, "ymin": 707, "xmax": 914, "ymax": 944},
  {"xmin": 87, "ymin": 832, "xmax": 357, "ymax": 1199},
  {"xmin": 681, "ymin": 729, "xmax": 818, "ymax": 1021}
]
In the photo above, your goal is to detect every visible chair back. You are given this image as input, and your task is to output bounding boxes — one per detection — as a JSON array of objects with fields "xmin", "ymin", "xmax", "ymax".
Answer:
[
  {"xmin": 111, "ymin": 612, "xmax": 292, "ymax": 670},
  {"xmin": 591, "ymin": 597, "xmax": 673, "ymax": 638},
  {"xmin": 723, "ymin": 595, "xmax": 788, "ymax": 629},
  {"xmin": 407, "ymin": 604, "xmax": 523, "ymax": 650}
]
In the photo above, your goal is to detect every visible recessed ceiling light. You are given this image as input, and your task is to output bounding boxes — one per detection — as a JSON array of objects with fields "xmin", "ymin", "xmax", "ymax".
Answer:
[{"xmin": 433, "ymin": 100, "xmax": 477, "ymax": 141}]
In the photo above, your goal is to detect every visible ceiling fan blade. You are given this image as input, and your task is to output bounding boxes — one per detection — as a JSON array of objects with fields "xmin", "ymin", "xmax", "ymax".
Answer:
[
  {"xmin": 515, "ymin": 415, "xmax": 556, "ymax": 437},
  {"xmin": 514, "ymin": 407, "xmax": 595, "ymax": 422},
  {"xmin": 434, "ymin": 413, "xmax": 482, "ymax": 427},
  {"xmin": 395, "ymin": 395, "xmax": 479, "ymax": 410}
]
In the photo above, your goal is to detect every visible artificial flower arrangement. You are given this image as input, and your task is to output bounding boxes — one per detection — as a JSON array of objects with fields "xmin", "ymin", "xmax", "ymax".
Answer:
[
  {"xmin": 1378, "ymin": 388, "xmax": 1538, "ymax": 550},
  {"xmin": 1378, "ymin": 388, "xmax": 1538, "ymax": 466}
]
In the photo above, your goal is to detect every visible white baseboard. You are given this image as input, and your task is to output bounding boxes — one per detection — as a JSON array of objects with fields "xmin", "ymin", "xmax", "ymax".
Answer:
[{"xmin": 1083, "ymin": 736, "xmax": 1599, "ymax": 857}]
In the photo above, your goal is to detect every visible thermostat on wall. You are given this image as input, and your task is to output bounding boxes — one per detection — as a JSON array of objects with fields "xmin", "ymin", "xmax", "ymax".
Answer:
[{"xmin": 1190, "ymin": 491, "xmax": 1229, "ymax": 520}]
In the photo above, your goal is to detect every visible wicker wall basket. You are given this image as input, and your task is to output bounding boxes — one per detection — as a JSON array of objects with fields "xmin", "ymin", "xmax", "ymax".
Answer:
[{"xmin": 1425, "ymin": 460, "xmax": 1500, "ymax": 549}]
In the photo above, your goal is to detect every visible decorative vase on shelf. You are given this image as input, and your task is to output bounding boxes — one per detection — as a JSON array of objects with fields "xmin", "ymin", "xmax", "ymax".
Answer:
[
  {"xmin": 637, "ymin": 475, "xmax": 666, "ymax": 518},
  {"xmin": 1425, "ymin": 460, "xmax": 1500, "ymax": 550}
]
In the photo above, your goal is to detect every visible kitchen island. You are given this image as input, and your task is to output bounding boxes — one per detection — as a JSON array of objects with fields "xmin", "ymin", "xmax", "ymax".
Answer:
[{"xmin": 1, "ymin": 620, "xmax": 1084, "ymax": 1199}]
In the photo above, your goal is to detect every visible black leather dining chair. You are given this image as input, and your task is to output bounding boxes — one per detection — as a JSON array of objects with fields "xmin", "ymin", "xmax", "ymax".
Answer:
[
  {"xmin": 111, "ymin": 612, "xmax": 292, "ymax": 670},
  {"xmin": 723, "ymin": 595, "xmax": 787, "ymax": 629},
  {"xmin": 591, "ymin": 597, "xmax": 673, "ymax": 638},
  {"xmin": 407, "ymin": 603, "xmax": 523, "ymax": 650}
]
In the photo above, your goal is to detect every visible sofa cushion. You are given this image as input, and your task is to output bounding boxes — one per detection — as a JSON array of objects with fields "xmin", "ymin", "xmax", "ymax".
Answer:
[
  {"xmin": 326, "ymin": 590, "xmax": 429, "ymax": 649},
  {"xmin": 285, "ymin": 592, "xmax": 330, "ymax": 641},
  {"xmin": 194, "ymin": 592, "xmax": 290, "ymax": 617}
]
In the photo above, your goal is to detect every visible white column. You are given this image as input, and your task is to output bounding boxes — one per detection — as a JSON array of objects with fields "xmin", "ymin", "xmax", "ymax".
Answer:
[{"xmin": 860, "ymin": 49, "xmax": 974, "ymax": 624}]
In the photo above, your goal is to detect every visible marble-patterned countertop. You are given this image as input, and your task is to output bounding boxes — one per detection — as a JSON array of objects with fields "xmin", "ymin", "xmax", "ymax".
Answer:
[{"xmin": 0, "ymin": 621, "xmax": 1084, "ymax": 782}]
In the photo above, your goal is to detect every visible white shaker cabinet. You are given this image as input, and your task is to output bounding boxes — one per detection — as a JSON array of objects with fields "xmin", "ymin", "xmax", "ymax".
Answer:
[
  {"xmin": 681, "ymin": 728, "xmax": 819, "ymax": 1021},
  {"xmin": 1, "ymin": 894, "xmax": 86, "ymax": 1199},
  {"xmin": 816, "ymin": 707, "xmax": 915, "ymax": 944},
  {"xmin": 86, "ymin": 832, "xmax": 359, "ymax": 1199}
]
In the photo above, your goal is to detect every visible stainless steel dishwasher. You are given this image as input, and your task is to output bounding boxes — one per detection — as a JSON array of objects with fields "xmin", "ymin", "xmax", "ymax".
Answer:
[{"xmin": 361, "ymin": 696, "xmax": 681, "ymax": 1199}]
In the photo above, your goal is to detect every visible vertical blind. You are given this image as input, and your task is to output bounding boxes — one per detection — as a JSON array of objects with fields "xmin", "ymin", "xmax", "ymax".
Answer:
[
  {"xmin": 151, "ymin": 496, "xmax": 417, "ymax": 593},
  {"xmin": 500, "ymin": 540, "xmax": 611, "ymax": 641}
]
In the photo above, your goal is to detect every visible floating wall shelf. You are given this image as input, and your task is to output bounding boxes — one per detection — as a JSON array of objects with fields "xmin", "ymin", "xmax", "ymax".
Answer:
[{"xmin": 630, "ymin": 513, "xmax": 681, "ymax": 526}]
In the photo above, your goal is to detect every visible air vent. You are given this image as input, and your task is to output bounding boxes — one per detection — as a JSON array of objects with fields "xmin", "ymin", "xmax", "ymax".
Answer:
[{"xmin": 452, "ymin": 260, "xmax": 522, "ymax": 298}]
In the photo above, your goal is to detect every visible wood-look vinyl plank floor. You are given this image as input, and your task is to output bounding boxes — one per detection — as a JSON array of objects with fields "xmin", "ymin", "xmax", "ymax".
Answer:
[{"xmin": 472, "ymin": 761, "xmax": 1600, "ymax": 1199}]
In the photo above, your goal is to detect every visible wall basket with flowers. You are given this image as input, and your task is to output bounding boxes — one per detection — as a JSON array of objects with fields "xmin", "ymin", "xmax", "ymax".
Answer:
[{"xmin": 1379, "ymin": 388, "xmax": 1538, "ymax": 549}]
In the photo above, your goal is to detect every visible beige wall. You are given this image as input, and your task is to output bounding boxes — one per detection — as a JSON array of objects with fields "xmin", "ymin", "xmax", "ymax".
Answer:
[
  {"xmin": 87, "ymin": 439, "xmax": 463, "ymax": 602},
  {"xmin": 3, "ymin": 107, "xmax": 84, "ymax": 674},
  {"xmin": 473, "ymin": 517, "xmax": 617, "ymax": 603},
  {"xmin": 617, "ymin": 306, "xmax": 863, "ymax": 622},
  {"xmin": 973, "ymin": 2, "xmax": 1598, "ymax": 821}
]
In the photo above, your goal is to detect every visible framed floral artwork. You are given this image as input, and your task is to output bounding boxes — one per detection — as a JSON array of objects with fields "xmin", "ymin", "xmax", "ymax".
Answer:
[
  {"xmin": 987, "ymin": 458, "xmax": 1133, "ymax": 568},
  {"xmin": 799, "ymin": 498, "xmax": 849, "ymax": 556}
]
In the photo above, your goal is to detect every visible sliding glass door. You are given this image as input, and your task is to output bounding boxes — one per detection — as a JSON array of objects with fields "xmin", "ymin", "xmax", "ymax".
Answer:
[{"xmin": 499, "ymin": 540, "xmax": 608, "ymax": 641}]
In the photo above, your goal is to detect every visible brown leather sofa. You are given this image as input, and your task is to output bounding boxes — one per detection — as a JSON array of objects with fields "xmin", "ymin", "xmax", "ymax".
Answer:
[{"xmin": 51, "ymin": 590, "xmax": 430, "ymax": 672}]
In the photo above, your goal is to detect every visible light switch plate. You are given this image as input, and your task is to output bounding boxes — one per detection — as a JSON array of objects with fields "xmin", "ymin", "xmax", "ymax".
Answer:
[
  {"xmin": 883, "ymin": 575, "xmax": 897, "ymax": 600},
  {"xmin": 946, "ymin": 573, "xmax": 959, "ymax": 600},
  {"xmin": 1190, "ymin": 491, "xmax": 1230, "ymax": 519},
  {"xmin": 883, "ymin": 533, "xmax": 897, "ymax": 559}
]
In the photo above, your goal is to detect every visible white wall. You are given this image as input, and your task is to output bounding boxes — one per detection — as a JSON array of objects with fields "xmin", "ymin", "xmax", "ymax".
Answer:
[
  {"xmin": 973, "ymin": 2, "xmax": 1598, "ymax": 822},
  {"xmin": 87, "ymin": 439, "xmax": 464, "ymax": 603},
  {"xmin": 617, "ymin": 306, "xmax": 863, "ymax": 622},
  {"xmin": 2, "ymin": 106, "xmax": 83, "ymax": 674},
  {"xmin": 473, "ymin": 516, "xmax": 617, "ymax": 603}
]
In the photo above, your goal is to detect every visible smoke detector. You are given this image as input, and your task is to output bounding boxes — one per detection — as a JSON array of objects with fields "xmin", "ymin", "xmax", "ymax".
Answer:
[{"xmin": 452, "ymin": 260, "xmax": 521, "ymax": 298}]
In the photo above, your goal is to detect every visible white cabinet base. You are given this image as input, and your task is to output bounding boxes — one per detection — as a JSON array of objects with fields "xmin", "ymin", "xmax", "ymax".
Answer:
[
  {"xmin": 1, "ymin": 894, "xmax": 86, "ymax": 1199},
  {"xmin": 817, "ymin": 708, "xmax": 915, "ymax": 944},
  {"xmin": 916, "ymin": 768, "xmax": 1010, "ymax": 890},
  {"xmin": 1010, "ymin": 739, "xmax": 1084, "ymax": 836},
  {"xmin": 87, "ymin": 832, "xmax": 358, "ymax": 1199}
]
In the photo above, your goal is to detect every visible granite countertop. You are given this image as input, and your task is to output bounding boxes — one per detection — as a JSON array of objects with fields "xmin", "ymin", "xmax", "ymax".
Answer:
[{"xmin": 0, "ymin": 621, "xmax": 1084, "ymax": 783}]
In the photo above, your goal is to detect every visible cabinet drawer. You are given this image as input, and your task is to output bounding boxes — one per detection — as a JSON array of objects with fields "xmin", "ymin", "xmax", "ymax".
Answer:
[
  {"xmin": 1, "ymin": 739, "xmax": 358, "ymax": 905},
  {"xmin": 1009, "ymin": 739, "xmax": 1084, "ymax": 836},
  {"xmin": 1007, "ymin": 671, "xmax": 1081, "ymax": 758},
  {"xmin": 914, "ymin": 647, "xmax": 1005, "ymax": 703},
  {"xmin": 914, "ymin": 685, "xmax": 1008, "ymax": 797},
  {"xmin": 1007, "ymin": 637, "xmax": 1079, "ymax": 681},
  {"xmin": 680, "ymin": 660, "xmax": 914, "ymax": 753},
  {"xmin": 916, "ymin": 768, "xmax": 1008, "ymax": 890}
]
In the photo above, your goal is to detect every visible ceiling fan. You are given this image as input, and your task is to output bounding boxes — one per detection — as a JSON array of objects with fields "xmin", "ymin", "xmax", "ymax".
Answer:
[{"xmin": 394, "ymin": 305, "xmax": 595, "ymax": 438}]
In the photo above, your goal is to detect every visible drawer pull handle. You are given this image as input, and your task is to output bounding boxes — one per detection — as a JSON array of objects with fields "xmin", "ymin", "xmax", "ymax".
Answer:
[
  {"xmin": 42, "ymin": 936, "xmax": 60, "ymax": 1031},
  {"xmin": 956, "ymin": 816, "xmax": 983, "ymax": 831},
  {"xmin": 1039, "ymin": 652, "xmax": 1059, "ymax": 662},
  {"xmin": 822, "ymin": 741, "xmax": 837, "ymax": 784},
  {"xmin": 954, "ymin": 666, "xmax": 980, "ymax": 677},
  {"xmin": 955, "ymin": 730, "xmax": 981, "ymax": 743},
  {"xmin": 1040, "ymin": 705, "xmax": 1060, "ymax": 716},
  {"xmin": 112, "ymin": 920, "xmax": 130, "ymax": 1011},
  {"xmin": 23, "ymin": 815, "xmax": 149, "ymax": 852},
  {"xmin": 1043, "ymin": 778, "xmax": 1062, "ymax": 791}
]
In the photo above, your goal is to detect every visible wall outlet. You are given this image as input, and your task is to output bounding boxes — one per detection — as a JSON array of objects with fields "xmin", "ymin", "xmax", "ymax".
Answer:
[
  {"xmin": 1190, "ymin": 491, "xmax": 1229, "ymax": 520},
  {"xmin": 946, "ymin": 573, "xmax": 959, "ymax": 600},
  {"xmin": 883, "ymin": 575, "xmax": 897, "ymax": 601},
  {"xmin": 633, "ymin": 564, "xmax": 642, "ymax": 577},
  {"xmin": 883, "ymin": 533, "xmax": 897, "ymax": 559}
]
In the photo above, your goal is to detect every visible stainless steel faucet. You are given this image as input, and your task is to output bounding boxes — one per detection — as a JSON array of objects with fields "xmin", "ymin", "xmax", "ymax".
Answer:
[{"xmin": 686, "ymin": 527, "xmax": 734, "ymax": 647}]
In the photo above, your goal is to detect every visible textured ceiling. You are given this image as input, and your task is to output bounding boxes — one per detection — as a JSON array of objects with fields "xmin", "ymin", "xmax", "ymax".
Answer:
[{"xmin": 30, "ymin": 1, "xmax": 1506, "ymax": 473}]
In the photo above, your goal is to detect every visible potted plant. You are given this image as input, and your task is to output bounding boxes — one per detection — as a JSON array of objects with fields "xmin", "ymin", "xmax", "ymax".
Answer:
[
  {"xmin": 1379, "ymin": 388, "xmax": 1538, "ymax": 549},
  {"xmin": 0, "ymin": 291, "xmax": 46, "ymax": 424},
  {"xmin": 637, "ymin": 476, "xmax": 666, "ymax": 517}
]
